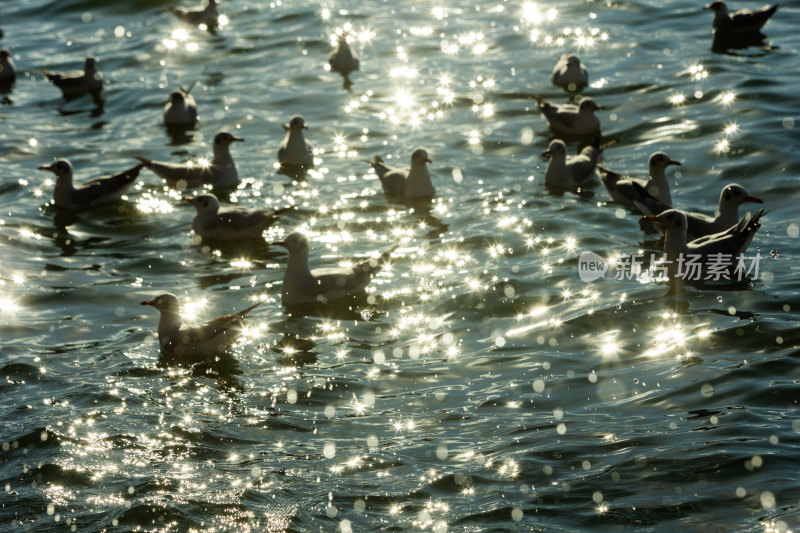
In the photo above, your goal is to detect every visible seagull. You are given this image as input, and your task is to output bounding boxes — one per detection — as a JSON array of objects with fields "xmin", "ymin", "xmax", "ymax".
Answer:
[
  {"xmin": 273, "ymin": 232, "xmax": 396, "ymax": 306},
  {"xmin": 643, "ymin": 208, "xmax": 763, "ymax": 279},
  {"xmin": 141, "ymin": 293, "xmax": 262, "ymax": 363},
  {"xmin": 0, "ymin": 48, "xmax": 15, "ymax": 83},
  {"xmin": 277, "ymin": 115, "xmax": 314, "ymax": 169},
  {"xmin": 550, "ymin": 53, "xmax": 588, "ymax": 93},
  {"xmin": 598, "ymin": 152, "xmax": 682, "ymax": 207},
  {"xmin": 365, "ymin": 148, "xmax": 435, "ymax": 198},
  {"xmin": 163, "ymin": 86, "xmax": 198, "ymax": 127},
  {"xmin": 704, "ymin": 1, "xmax": 779, "ymax": 35},
  {"xmin": 135, "ymin": 131, "xmax": 243, "ymax": 189},
  {"xmin": 536, "ymin": 96, "xmax": 603, "ymax": 138},
  {"xmin": 183, "ymin": 193, "xmax": 292, "ymax": 240},
  {"xmin": 168, "ymin": 0, "xmax": 219, "ymax": 28},
  {"xmin": 38, "ymin": 159, "xmax": 143, "ymax": 211},
  {"xmin": 543, "ymin": 138, "xmax": 601, "ymax": 190},
  {"xmin": 44, "ymin": 57, "xmax": 102, "ymax": 99},
  {"xmin": 634, "ymin": 182, "xmax": 763, "ymax": 241},
  {"xmin": 329, "ymin": 34, "xmax": 359, "ymax": 79}
]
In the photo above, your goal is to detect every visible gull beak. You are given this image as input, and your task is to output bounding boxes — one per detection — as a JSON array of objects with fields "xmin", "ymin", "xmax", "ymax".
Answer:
[
  {"xmin": 281, "ymin": 124, "xmax": 289, "ymax": 131},
  {"xmin": 182, "ymin": 196, "xmax": 194, "ymax": 203},
  {"xmin": 703, "ymin": 4, "xmax": 712, "ymax": 10},
  {"xmin": 641, "ymin": 215, "xmax": 659, "ymax": 222},
  {"xmin": 425, "ymin": 157, "xmax": 432, "ymax": 163},
  {"xmin": 38, "ymin": 164, "xmax": 53, "ymax": 171},
  {"xmin": 746, "ymin": 195, "xmax": 763, "ymax": 204},
  {"xmin": 668, "ymin": 160, "xmax": 682, "ymax": 167},
  {"xmin": 140, "ymin": 300, "xmax": 154, "ymax": 306},
  {"xmin": 542, "ymin": 149, "xmax": 552, "ymax": 158},
  {"xmin": 596, "ymin": 105, "xmax": 606, "ymax": 111},
  {"xmin": 231, "ymin": 136, "xmax": 244, "ymax": 142},
  {"xmin": 303, "ymin": 124, "xmax": 308, "ymax": 129},
  {"xmin": 272, "ymin": 240, "xmax": 287, "ymax": 248}
]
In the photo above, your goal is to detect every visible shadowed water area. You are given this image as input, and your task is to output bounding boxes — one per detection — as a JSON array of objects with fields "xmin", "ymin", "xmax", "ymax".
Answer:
[{"xmin": 1, "ymin": 0, "xmax": 799, "ymax": 531}]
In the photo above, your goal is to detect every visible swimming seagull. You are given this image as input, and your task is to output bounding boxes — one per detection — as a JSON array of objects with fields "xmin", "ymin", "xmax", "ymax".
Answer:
[
  {"xmin": 543, "ymin": 138, "xmax": 602, "ymax": 190},
  {"xmin": 168, "ymin": 0, "xmax": 219, "ymax": 28},
  {"xmin": 134, "ymin": 131, "xmax": 243, "ymax": 189},
  {"xmin": 704, "ymin": 1, "xmax": 779, "ymax": 35},
  {"xmin": 183, "ymin": 193, "xmax": 292, "ymax": 240},
  {"xmin": 642, "ymin": 208, "xmax": 763, "ymax": 279},
  {"xmin": 38, "ymin": 159, "xmax": 144, "ymax": 211},
  {"xmin": 329, "ymin": 34, "xmax": 359, "ymax": 87},
  {"xmin": 598, "ymin": 152, "xmax": 682, "ymax": 207},
  {"xmin": 536, "ymin": 96, "xmax": 603, "ymax": 138},
  {"xmin": 634, "ymin": 182, "xmax": 762, "ymax": 241},
  {"xmin": 44, "ymin": 57, "xmax": 102, "ymax": 99},
  {"xmin": 141, "ymin": 293, "xmax": 262, "ymax": 363},
  {"xmin": 273, "ymin": 232, "xmax": 396, "ymax": 306},
  {"xmin": 0, "ymin": 48, "xmax": 15, "ymax": 83},
  {"xmin": 365, "ymin": 148, "xmax": 435, "ymax": 198},
  {"xmin": 163, "ymin": 86, "xmax": 198, "ymax": 127},
  {"xmin": 277, "ymin": 115, "xmax": 314, "ymax": 169},
  {"xmin": 550, "ymin": 53, "xmax": 588, "ymax": 93}
]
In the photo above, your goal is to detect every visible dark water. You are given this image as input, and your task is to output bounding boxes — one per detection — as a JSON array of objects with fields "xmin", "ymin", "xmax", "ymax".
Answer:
[{"xmin": 2, "ymin": 0, "xmax": 800, "ymax": 531}]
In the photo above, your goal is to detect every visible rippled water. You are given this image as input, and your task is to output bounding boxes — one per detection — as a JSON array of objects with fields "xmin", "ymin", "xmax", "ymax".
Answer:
[{"xmin": 2, "ymin": 0, "xmax": 800, "ymax": 531}]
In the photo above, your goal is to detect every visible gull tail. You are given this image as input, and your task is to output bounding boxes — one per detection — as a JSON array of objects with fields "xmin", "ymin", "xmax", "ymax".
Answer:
[
  {"xmin": 631, "ymin": 181, "xmax": 671, "ymax": 216},
  {"xmin": 269, "ymin": 206, "xmax": 295, "ymax": 218},
  {"xmin": 235, "ymin": 300, "xmax": 264, "ymax": 319},
  {"xmin": 119, "ymin": 163, "xmax": 145, "ymax": 183},
  {"xmin": 133, "ymin": 155, "xmax": 153, "ymax": 167}
]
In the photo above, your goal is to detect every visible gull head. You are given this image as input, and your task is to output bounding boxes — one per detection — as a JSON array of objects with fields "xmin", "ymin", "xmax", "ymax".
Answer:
[
  {"xmin": 283, "ymin": 115, "xmax": 308, "ymax": 132},
  {"xmin": 578, "ymin": 97, "xmax": 604, "ymax": 113},
  {"xmin": 566, "ymin": 54, "xmax": 581, "ymax": 67},
  {"xmin": 273, "ymin": 232, "xmax": 309, "ymax": 254},
  {"xmin": 648, "ymin": 152, "xmax": 681, "ymax": 174},
  {"xmin": 168, "ymin": 90, "xmax": 186, "ymax": 104},
  {"xmin": 38, "ymin": 159, "xmax": 73, "ymax": 181},
  {"xmin": 141, "ymin": 293, "xmax": 181, "ymax": 313},
  {"xmin": 183, "ymin": 193, "xmax": 220, "ymax": 214},
  {"xmin": 411, "ymin": 148, "xmax": 432, "ymax": 166},
  {"xmin": 542, "ymin": 139, "xmax": 567, "ymax": 160},
  {"xmin": 214, "ymin": 131, "xmax": 244, "ymax": 147},
  {"xmin": 643, "ymin": 209, "xmax": 687, "ymax": 233},
  {"xmin": 84, "ymin": 57, "xmax": 98, "ymax": 71},
  {"xmin": 0, "ymin": 48, "xmax": 10, "ymax": 60},
  {"xmin": 704, "ymin": 2, "xmax": 728, "ymax": 15},
  {"xmin": 722, "ymin": 184, "xmax": 762, "ymax": 206}
]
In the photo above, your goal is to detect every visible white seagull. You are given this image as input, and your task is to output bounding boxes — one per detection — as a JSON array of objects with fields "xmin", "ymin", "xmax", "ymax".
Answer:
[
  {"xmin": 141, "ymin": 293, "xmax": 262, "ymax": 363},
  {"xmin": 135, "ymin": 131, "xmax": 243, "ymax": 189},
  {"xmin": 0, "ymin": 48, "xmax": 15, "ymax": 83},
  {"xmin": 635, "ymin": 182, "xmax": 763, "ymax": 241},
  {"xmin": 38, "ymin": 159, "xmax": 143, "ymax": 212},
  {"xmin": 543, "ymin": 138, "xmax": 601, "ymax": 190},
  {"xmin": 183, "ymin": 193, "xmax": 292, "ymax": 240},
  {"xmin": 550, "ymin": 53, "xmax": 588, "ymax": 93},
  {"xmin": 643, "ymin": 208, "xmax": 764, "ymax": 279},
  {"xmin": 163, "ymin": 87, "xmax": 198, "ymax": 127},
  {"xmin": 273, "ymin": 232, "xmax": 396, "ymax": 306},
  {"xmin": 704, "ymin": 1, "xmax": 779, "ymax": 34},
  {"xmin": 277, "ymin": 115, "xmax": 314, "ymax": 169},
  {"xmin": 365, "ymin": 148, "xmax": 435, "ymax": 198},
  {"xmin": 168, "ymin": 0, "xmax": 219, "ymax": 28},
  {"xmin": 536, "ymin": 96, "xmax": 603, "ymax": 138},
  {"xmin": 598, "ymin": 152, "xmax": 682, "ymax": 207},
  {"xmin": 44, "ymin": 57, "xmax": 102, "ymax": 99}
]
